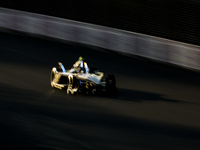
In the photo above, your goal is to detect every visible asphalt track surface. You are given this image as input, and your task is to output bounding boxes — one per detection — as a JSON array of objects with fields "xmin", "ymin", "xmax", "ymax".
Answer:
[{"xmin": 0, "ymin": 31, "xmax": 200, "ymax": 150}]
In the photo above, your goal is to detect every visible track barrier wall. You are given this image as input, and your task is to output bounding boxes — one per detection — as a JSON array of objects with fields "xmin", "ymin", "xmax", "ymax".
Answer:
[{"xmin": 1, "ymin": 7, "xmax": 200, "ymax": 70}]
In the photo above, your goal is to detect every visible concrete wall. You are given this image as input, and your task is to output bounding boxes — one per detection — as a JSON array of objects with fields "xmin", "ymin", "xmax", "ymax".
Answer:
[{"xmin": 1, "ymin": 7, "xmax": 200, "ymax": 70}]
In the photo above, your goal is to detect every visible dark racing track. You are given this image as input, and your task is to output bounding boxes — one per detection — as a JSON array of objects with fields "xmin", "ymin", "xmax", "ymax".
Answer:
[{"xmin": 1, "ymin": 31, "xmax": 200, "ymax": 150}]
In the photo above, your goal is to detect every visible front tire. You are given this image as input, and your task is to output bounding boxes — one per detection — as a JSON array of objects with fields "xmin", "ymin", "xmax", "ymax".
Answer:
[{"xmin": 66, "ymin": 75, "xmax": 78, "ymax": 95}]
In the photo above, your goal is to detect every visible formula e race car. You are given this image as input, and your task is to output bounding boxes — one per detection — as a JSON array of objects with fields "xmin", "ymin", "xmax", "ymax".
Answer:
[{"xmin": 50, "ymin": 62, "xmax": 117, "ymax": 95}]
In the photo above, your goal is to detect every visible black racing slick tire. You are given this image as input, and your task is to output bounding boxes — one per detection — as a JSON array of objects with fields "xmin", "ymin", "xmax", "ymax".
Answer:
[
  {"xmin": 66, "ymin": 75, "xmax": 78, "ymax": 95},
  {"xmin": 107, "ymin": 74, "xmax": 118, "ymax": 95},
  {"xmin": 108, "ymin": 74, "xmax": 116, "ymax": 86}
]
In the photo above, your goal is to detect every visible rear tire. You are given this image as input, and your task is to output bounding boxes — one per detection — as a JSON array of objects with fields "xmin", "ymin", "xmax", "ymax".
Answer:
[
  {"xmin": 108, "ymin": 74, "xmax": 116, "ymax": 86},
  {"xmin": 107, "ymin": 74, "xmax": 118, "ymax": 95}
]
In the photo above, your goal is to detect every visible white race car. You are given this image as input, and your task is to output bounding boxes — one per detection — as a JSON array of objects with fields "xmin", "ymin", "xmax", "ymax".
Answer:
[{"xmin": 50, "ymin": 62, "xmax": 117, "ymax": 95}]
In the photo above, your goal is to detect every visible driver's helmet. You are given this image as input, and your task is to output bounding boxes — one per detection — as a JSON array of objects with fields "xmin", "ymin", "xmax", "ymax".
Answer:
[
  {"xmin": 79, "ymin": 56, "xmax": 84, "ymax": 61},
  {"xmin": 58, "ymin": 62, "xmax": 62, "ymax": 69},
  {"xmin": 58, "ymin": 62, "xmax": 62, "ymax": 66}
]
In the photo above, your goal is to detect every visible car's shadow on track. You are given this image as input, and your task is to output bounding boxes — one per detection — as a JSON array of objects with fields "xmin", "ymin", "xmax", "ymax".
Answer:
[
  {"xmin": 100, "ymin": 88, "xmax": 184, "ymax": 103},
  {"xmin": 58, "ymin": 86, "xmax": 197, "ymax": 104}
]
